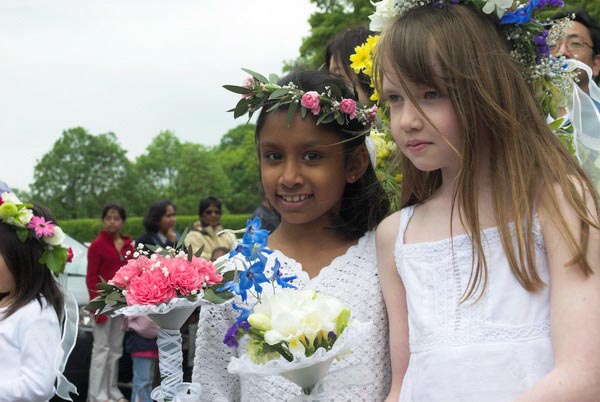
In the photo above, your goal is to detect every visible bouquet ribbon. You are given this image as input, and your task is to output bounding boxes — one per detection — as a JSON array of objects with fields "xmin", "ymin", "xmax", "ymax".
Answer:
[{"xmin": 288, "ymin": 364, "xmax": 372, "ymax": 402}]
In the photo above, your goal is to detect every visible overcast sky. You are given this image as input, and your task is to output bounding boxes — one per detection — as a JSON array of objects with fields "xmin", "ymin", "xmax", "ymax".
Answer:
[{"xmin": 0, "ymin": 0, "xmax": 316, "ymax": 191}]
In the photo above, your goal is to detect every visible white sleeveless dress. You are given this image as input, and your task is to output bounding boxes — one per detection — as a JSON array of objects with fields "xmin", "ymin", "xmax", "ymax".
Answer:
[{"xmin": 395, "ymin": 206, "xmax": 554, "ymax": 402}]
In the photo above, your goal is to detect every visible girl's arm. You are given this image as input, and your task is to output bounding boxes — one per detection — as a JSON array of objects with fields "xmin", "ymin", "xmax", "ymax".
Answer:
[
  {"xmin": 376, "ymin": 212, "xmax": 411, "ymax": 401},
  {"xmin": 517, "ymin": 185, "xmax": 600, "ymax": 401}
]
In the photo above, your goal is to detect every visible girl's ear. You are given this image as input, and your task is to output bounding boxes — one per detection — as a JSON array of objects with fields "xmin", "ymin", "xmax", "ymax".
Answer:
[{"xmin": 345, "ymin": 144, "xmax": 370, "ymax": 184}]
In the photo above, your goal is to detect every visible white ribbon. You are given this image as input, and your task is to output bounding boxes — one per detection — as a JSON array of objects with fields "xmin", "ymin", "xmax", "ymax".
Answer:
[
  {"xmin": 365, "ymin": 135, "xmax": 377, "ymax": 169},
  {"xmin": 54, "ymin": 283, "xmax": 79, "ymax": 400},
  {"xmin": 150, "ymin": 328, "xmax": 202, "ymax": 402},
  {"xmin": 564, "ymin": 59, "xmax": 600, "ymax": 191},
  {"xmin": 288, "ymin": 364, "xmax": 372, "ymax": 401}
]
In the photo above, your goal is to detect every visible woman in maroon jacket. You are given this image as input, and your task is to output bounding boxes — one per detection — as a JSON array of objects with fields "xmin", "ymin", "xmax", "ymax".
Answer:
[{"xmin": 86, "ymin": 202, "xmax": 134, "ymax": 402}]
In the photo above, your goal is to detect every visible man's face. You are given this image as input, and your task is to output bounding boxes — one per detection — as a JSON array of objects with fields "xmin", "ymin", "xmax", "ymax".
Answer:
[{"xmin": 550, "ymin": 21, "xmax": 600, "ymax": 92}]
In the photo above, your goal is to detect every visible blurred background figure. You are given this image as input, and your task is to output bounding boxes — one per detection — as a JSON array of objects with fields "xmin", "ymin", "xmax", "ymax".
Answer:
[
  {"xmin": 86, "ymin": 202, "xmax": 134, "ymax": 402},
  {"xmin": 551, "ymin": 9, "xmax": 600, "ymax": 96},
  {"xmin": 184, "ymin": 196, "xmax": 235, "ymax": 261},
  {"xmin": 210, "ymin": 246, "xmax": 230, "ymax": 262},
  {"xmin": 122, "ymin": 316, "xmax": 159, "ymax": 402},
  {"xmin": 325, "ymin": 26, "xmax": 375, "ymax": 104},
  {"xmin": 135, "ymin": 200, "xmax": 178, "ymax": 252}
]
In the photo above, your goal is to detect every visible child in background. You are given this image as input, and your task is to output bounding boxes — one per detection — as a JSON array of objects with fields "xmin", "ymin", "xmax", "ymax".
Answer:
[
  {"xmin": 192, "ymin": 70, "xmax": 392, "ymax": 401},
  {"xmin": 87, "ymin": 202, "xmax": 134, "ymax": 402},
  {"xmin": 123, "ymin": 316, "xmax": 160, "ymax": 402},
  {"xmin": 373, "ymin": 3, "xmax": 600, "ymax": 401}
]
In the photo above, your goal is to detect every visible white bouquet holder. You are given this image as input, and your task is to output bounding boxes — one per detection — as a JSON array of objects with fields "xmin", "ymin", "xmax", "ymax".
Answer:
[
  {"xmin": 116, "ymin": 298, "xmax": 205, "ymax": 402},
  {"xmin": 227, "ymin": 321, "xmax": 372, "ymax": 401}
]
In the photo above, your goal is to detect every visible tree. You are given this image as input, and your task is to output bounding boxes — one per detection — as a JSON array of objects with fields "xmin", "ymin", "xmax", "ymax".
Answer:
[
  {"xmin": 215, "ymin": 124, "xmax": 261, "ymax": 213},
  {"xmin": 31, "ymin": 127, "xmax": 129, "ymax": 219},
  {"xmin": 287, "ymin": 0, "xmax": 372, "ymax": 70}
]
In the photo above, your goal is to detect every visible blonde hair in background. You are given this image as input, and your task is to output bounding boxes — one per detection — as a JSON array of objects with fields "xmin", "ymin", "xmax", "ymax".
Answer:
[{"xmin": 374, "ymin": 4, "xmax": 600, "ymax": 301}]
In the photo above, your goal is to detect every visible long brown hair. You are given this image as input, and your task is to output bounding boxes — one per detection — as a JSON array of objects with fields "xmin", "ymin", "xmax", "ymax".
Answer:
[{"xmin": 374, "ymin": 4, "xmax": 599, "ymax": 300}]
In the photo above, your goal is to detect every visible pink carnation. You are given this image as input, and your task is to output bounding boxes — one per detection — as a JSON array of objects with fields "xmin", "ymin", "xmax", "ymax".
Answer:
[
  {"xmin": 125, "ymin": 267, "xmax": 176, "ymax": 306},
  {"xmin": 28, "ymin": 215, "xmax": 56, "ymax": 238},
  {"xmin": 67, "ymin": 247, "xmax": 74, "ymax": 263},
  {"xmin": 167, "ymin": 257, "xmax": 204, "ymax": 296},
  {"xmin": 367, "ymin": 105, "xmax": 379, "ymax": 123},
  {"xmin": 339, "ymin": 98, "xmax": 357, "ymax": 119},
  {"xmin": 190, "ymin": 257, "xmax": 222, "ymax": 285},
  {"xmin": 301, "ymin": 91, "xmax": 321, "ymax": 115},
  {"xmin": 109, "ymin": 258, "xmax": 142, "ymax": 288}
]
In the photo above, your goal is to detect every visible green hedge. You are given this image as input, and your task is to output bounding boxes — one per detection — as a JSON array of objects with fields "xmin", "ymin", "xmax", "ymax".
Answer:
[{"xmin": 60, "ymin": 214, "xmax": 251, "ymax": 243}]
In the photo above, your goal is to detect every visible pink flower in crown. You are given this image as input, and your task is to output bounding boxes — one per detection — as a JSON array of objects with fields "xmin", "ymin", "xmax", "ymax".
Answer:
[
  {"xmin": 191, "ymin": 257, "xmax": 222, "ymax": 285},
  {"xmin": 67, "ymin": 247, "xmax": 74, "ymax": 263},
  {"xmin": 167, "ymin": 257, "xmax": 204, "ymax": 296},
  {"xmin": 109, "ymin": 258, "xmax": 142, "ymax": 288},
  {"xmin": 339, "ymin": 98, "xmax": 357, "ymax": 119},
  {"xmin": 125, "ymin": 266, "xmax": 176, "ymax": 305},
  {"xmin": 301, "ymin": 91, "xmax": 321, "ymax": 115},
  {"xmin": 28, "ymin": 216, "xmax": 56, "ymax": 238},
  {"xmin": 367, "ymin": 105, "xmax": 379, "ymax": 123},
  {"xmin": 242, "ymin": 76, "xmax": 254, "ymax": 99}
]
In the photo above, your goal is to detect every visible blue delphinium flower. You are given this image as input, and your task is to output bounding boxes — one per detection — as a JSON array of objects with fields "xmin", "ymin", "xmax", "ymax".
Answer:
[
  {"xmin": 535, "ymin": 30, "xmax": 550, "ymax": 61},
  {"xmin": 238, "ymin": 261, "xmax": 270, "ymax": 299},
  {"xmin": 500, "ymin": 0, "xmax": 538, "ymax": 25},
  {"xmin": 271, "ymin": 259, "xmax": 297, "ymax": 289}
]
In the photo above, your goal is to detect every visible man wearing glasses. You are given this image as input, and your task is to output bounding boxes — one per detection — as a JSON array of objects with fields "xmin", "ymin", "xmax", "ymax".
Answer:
[{"xmin": 551, "ymin": 9, "xmax": 600, "ymax": 97}]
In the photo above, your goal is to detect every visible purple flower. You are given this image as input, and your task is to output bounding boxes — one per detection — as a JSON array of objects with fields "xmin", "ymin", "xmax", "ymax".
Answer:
[
  {"xmin": 535, "ymin": 30, "xmax": 550, "ymax": 61},
  {"xmin": 224, "ymin": 320, "xmax": 251, "ymax": 347},
  {"xmin": 535, "ymin": 0, "xmax": 563, "ymax": 9}
]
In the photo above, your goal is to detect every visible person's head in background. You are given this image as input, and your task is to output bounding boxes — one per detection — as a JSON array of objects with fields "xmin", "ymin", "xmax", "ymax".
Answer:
[
  {"xmin": 325, "ymin": 26, "xmax": 375, "ymax": 104},
  {"xmin": 551, "ymin": 9, "xmax": 600, "ymax": 94},
  {"xmin": 143, "ymin": 199, "xmax": 176, "ymax": 236},
  {"xmin": 210, "ymin": 247, "xmax": 230, "ymax": 262},
  {"xmin": 198, "ymin": 196, "xmax": 223, "ymax": 229},
  {"xmin": 101, "ymin": 202, "xmax": 127, "ymax": 236}
]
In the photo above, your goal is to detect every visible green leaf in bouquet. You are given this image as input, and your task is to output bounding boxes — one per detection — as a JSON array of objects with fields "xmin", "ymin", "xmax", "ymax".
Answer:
[
  {"xmin": 194, "ymin": 244, "xmax": 204, "ymax": 258},
  {"xmin": 269, "ymin": 73, "xmax": 280, "ymax": 84},
  {"xmin": 84, "ymin": 299, "xmax": 107, "ymax": 313},
  {"xmin": 335, "ymin": 308, "xmax": 351, "ymax": 336},
  {"xmin": 203, "ymin": 287, "xmax": 234, "ymax": 304},
  {"xmin": 177, "ymin": 226, "xmax": 190, "ymax": 250}
]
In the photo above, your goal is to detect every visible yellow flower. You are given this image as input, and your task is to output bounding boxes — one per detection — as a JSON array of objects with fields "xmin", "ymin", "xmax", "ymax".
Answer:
[
  {"xmin": 350, "ymin": 44, "xmax": 371, "ymax": 74},
  {"xmin": 394, "ymin": 173, "xmax": 403, "ymax": 183},
  {"xmin": 370, "ymin": 86, "xmax": 380, "ymax": 102},
  {"xmin": 366, "ymin": 35, "xmax": 380, "ymax": 50}
]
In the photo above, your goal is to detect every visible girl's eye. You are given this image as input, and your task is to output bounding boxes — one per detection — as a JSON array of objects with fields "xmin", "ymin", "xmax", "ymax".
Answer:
[
  {"xmin": 303, "ymin": 152, "xmax": 321, "ymax": 161},
  {"xmin": 264, "ymin": 152, "xmax": 282, "ymax": 161},
  {"xmin": 387, "ymin": 94, "xmax": 403, "ymax": 104},
  {"xmin": 424, "ymin": 90, "xmax": 440, "ymax": 100}
]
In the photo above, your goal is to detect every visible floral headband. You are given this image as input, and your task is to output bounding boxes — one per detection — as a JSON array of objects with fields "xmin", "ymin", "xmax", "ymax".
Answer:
[
  {"xmin": 224, "ymin": 69, "xmax": 379, "ymax": 131},
  {"xmin": 0, "ymin": 192, "xmax": 73, "ymax": 275},
  {"xmin": 366, "ymin": 0, "xmax": 576, "ymax": 118}
]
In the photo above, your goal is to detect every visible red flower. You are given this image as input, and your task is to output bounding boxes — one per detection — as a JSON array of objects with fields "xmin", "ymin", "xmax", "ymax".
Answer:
[{"xmin": 67, "ymin": 247, "xmax": 74, "ymax": 263}]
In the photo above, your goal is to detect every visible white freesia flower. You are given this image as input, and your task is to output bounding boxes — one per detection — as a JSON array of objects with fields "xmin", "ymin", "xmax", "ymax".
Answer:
[
  {"xmin": 264, "ymin": 310, "xmax": 306, "ymax": 345},
  {"xmin": 482, "ymin": 0, "xmax": 513, "ymax": 18},
  {"xmin": 1, "ymin": 191, "xmax": 21, "ymax": 204},
  {"xmin": 369, "ymin": 0, "xmax": 399, "ymax": 32},
  {"xmin": 44, "ymin": 225, "xmax": 66, "ymax": 246}
]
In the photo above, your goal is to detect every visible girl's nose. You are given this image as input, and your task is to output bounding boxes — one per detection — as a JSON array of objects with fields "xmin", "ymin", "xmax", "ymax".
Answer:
[
  {"xmin": 398, "ymin": 101, "xmax": 424, "ymax": 133},
  {"xmin": 279, "ymin": 159, "xmax": 303, "ymax": 187}
]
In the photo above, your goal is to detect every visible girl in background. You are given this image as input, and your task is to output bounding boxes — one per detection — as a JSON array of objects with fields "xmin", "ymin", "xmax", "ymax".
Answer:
[{"xmin": 87, "ymin": 202, "xmax": 134, "ymax": 402}]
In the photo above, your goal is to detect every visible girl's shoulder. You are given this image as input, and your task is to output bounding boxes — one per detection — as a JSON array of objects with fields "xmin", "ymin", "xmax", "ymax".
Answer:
[
  {"xmin": 376, "ymin": 207, "xmax": 413, "ymax": 248},
  {"xmin": 4, "ymin": 298, "xmax": 59, "ymax": 327}
]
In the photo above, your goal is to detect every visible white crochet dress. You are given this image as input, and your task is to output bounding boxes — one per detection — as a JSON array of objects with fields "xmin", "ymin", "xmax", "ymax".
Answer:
[
  {"xmin": 395, "ymin": 206, "xmax": 554, "ymax": 402},
  {"xmin": 192, "ymin": 231, "xmax": 391, "ymax": 401}
]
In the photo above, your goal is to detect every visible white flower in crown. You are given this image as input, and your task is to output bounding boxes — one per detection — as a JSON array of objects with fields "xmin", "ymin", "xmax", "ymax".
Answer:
[
  {"xmin": 482, "ymin": 0, "xmax": 513, "ymax": 18},
  {"xmin": 44, "ymin": 225, "xmax": 66, "ymax": 246},
  {"xmin": 14, "ymin": 207, "xmax": 34, "ymax": 228},
  {"xmin": 369, "ymin": 0, "xmax": 400, "ymax": 31},
  {"xmin": 1, "ymin": 191, "xmax": 21, "ymax": 204}
]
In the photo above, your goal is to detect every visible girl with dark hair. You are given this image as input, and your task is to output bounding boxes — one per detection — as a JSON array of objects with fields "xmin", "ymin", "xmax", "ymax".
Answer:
[
  {"xmin": 192, "ymin": 70, "xmax": 391, "ymax": 401},
  {"xmin": 326, "ymin": 26, "xmax": 375, "ymax": 104},
  {"xmin": 0, "ymin": 193, "xmax": 72, "ymax": 401},
  {"xmin": 86, "ymin": 202, "xmax": 134, "ymax": 402},
  {"xmin": 135, "ymin": 199, "xmax": 178, "ymax": 252},
  {"xmin": 184, "ymin": 196, "xmax": 236, "ymax": 260}
]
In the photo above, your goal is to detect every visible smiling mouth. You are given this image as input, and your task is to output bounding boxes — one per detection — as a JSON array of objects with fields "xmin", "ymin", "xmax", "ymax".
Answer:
[{"xmin": 279, "ymin": 194, "xmax": 313, "ymax": 202}]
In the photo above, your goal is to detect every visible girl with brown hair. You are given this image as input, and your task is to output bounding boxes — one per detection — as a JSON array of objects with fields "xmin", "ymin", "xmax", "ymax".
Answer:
[{"xmin": 373, "ymin": 2, "xmax": 600, "ymax": 401}]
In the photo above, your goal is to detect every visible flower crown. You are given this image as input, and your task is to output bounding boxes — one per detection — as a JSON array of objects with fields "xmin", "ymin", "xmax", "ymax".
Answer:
[
  {"xmin": 0, "ymin": 192, "xmax": 73, "ymax": 275},
  {"xmin": 224, "ymin": 69, "xmax": 379, "ymax": 130},
  {"xmin": 366, "ymin": 0, "xmax": 576, "ymax": 117}
]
